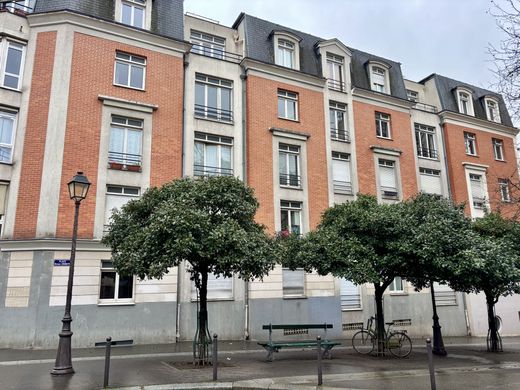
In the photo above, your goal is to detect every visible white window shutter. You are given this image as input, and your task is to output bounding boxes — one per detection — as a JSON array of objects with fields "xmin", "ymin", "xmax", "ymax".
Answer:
[
  {"xmin": 340, "ymin": 279, "xmax": 361, "ymax": 310},
  {"xmin": 191, "ymin": 273, "xmax": 233, "ymax": 300},
  {"xmin": 471, "ymin": 178, "xmax": 484, "ymax": 199},
  {"xmin": 379, "ymin": 166, "xmax": 396, "ymax": 189},
  {"xmin": 283, "ymin": 269, "xmax": 305, "ymax": 296},
  {"xmin": 420, "ymin": 174, "xmax": 442, "ymax": 195},
  {"xmin": 332, "ymin": 159, "xmax": 349, "ymax": 182}
]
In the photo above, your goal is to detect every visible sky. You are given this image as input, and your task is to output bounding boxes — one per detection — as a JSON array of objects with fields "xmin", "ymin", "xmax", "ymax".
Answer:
[{"xmin": 184, "ymin": 0, "xmax": 507, "ymax": 90}]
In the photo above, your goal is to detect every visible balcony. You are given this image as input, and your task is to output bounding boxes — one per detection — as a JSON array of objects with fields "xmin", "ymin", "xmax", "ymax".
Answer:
[
  {"xmin": 190, "ymin": 44, "xmax": 243, "ymax": 64},
  {"xmin": 195, "ymin": 104, "xmax": 233, "ymax": 123},
  {"xmin": 327, "ymin": 79, "xmax": 346, "ymax": 92},
  {"xmin": 333, "ymin": 180, "xmax": 353, "ymax": 195},
  {"xmin": 108, "ymin": 151, "xmax": 142, "ymax": 172},
  {"xmin": 413, "ymin": 102, "xmax": 437, "ymax": 113},
  {"xmin": 0, "ymin": 1, "xmax": 33, "ymax": 15},
  {"xmin": 194, "ymin": 164, "xmax": 233, "ymax": 177},
  {"xmin": 417, "ymin": 147, "xmax": 439, "ymax": 159},
  {"xmin": 331, "ymin": 128, "xmax": 350, "ymax": 142},
  {"xmin": 279, "ymin": 173, "xmax": 301, "ymax": 188}
]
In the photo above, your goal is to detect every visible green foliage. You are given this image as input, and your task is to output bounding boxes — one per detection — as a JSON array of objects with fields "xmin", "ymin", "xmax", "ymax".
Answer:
[{"xmin": 102, "ymin": 176, "xmax": 275, "ymax": 281}]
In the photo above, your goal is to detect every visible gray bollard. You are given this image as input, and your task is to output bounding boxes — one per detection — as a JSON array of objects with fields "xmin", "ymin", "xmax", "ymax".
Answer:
[
  {"xmin": 317, "ymin": 336, "xmax": 323, "ymax": 386},
  {"xmin": 426, "ymin": 338, "xmax": 437, "ymax": 390},
  {"xmin": 103, "ymin": 337, "xmax": 112, "ymax": 389},
  {"xmin": 212, "ymin": 334, "xmax": 218, "ymax": 381}
]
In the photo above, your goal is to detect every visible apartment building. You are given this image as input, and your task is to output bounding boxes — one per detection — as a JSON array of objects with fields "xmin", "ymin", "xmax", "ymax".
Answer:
[{"xmin": 0, "ymin": 1, "xmax": 517, "ymax": 347}]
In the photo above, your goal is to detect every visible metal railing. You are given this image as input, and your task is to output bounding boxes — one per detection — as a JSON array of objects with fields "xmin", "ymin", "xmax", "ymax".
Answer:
[
  {"xmin": 108, "ymin": 151, "xmax": 142, "ymax": 166},
  {"xmin": 0, "ymin": 148, "xmax": 12, "ymax": 163},
  {"xmin": 330, "ymin": 129, "xmax": 350, "ymax": 142},
  {"xmin": 417, "ymin": 148, "xmax": 439, "ymax": 159},
  {"xmin": 195, "ymin": 104, "xmax": 233, "ymax": 123},
  {"xmin": 190, "ymin": 44, "xmax": 243, "ymax": 64},
  {"xmin": 413, "ymin": 102, "xmax": 438, "ymax": 113},
  {"xmin": 0, "ymin": 1, "xmax": 33, "ymax": 14},
  {"xmin": 194, "ymin": 164, "xmax": 233, "ymax": 177},
  {"xmin": 333, "ymin": 180, "xmax": 353, "ymax": 195},
  {"xmin": 473, "ymin": 197, "xmax": 487, "ymax": 209},
  {"xmin": 381, "ymin": 186, "xmax": 398, "ymax": 198},
  {"xmin": 279, "ymin": 173, "xmax": 301, "ymax": 188},
  {"xmin": 327, "ymin": 79, "xmax": 346, "ymax": 92}
]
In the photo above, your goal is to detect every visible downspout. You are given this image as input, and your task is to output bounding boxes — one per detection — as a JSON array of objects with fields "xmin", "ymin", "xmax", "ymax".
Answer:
[{"xmin": 241, "ymin": 69, "xmax": 250, "ymax": 340}]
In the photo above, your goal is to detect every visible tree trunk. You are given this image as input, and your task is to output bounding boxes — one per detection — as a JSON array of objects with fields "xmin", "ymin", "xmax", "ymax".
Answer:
[
  {"xmin": 374, "ymin": 284, "xmax": 386, "ymax": 356},
  {"xmin": 194, "ymin": 270, "xmax": 211, "ymax": 365},
  {"xmin": 485, "ymin": 292, "xmax": 500, "ymax": 353}
]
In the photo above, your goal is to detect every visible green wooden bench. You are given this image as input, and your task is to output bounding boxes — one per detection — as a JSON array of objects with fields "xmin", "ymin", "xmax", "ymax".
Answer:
[{"xmin": 258, "ymin": 323, "xmax": 341, "ymax": 361}]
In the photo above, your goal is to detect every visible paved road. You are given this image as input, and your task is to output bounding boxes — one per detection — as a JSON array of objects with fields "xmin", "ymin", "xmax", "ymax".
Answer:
[{"xmin": 1, "ymin": 338, "xmax": 520, "ymax": 389}]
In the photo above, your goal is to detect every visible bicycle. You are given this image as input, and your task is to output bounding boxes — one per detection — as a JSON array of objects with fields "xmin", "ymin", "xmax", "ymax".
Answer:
[{"xmin": 352, "ymin": 316, "xmax": 412, "ymax": 358}]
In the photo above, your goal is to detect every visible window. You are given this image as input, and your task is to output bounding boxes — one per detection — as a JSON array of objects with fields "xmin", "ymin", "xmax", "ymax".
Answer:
[
  {"xmin": 469, "ymin": 173, "xmax": 486, "ymax": 209},
  {"xmin": 340, "ymin": 279, "xmax": 361, "ymax": 310},
  {"xmin": 194, "ymin": 132, "xmax": 233, "ymax": 176},
  {"xmin": 332, "ymin": 152, "xmax": 352, "ymax": 195},
  {"xmin": 276, "ymin": 39, "xmax": 295, "ymax": 68},
  {"xmin": 192, "ymin": 273, "xmax": 233, "ymax": 301},
  {"xmin": 329, "ymin": 101, "xmax": 348, "ymax": 141},
  {"xmin": 190, "ymin": 30, "xmax": 225, "ymax": 59},
  {"xmin": 419, "ymin": 168, "xmax": 442, "ymax": 195},
  {"xmin": 280, "ymin": 200, "xmax": 301, "ymax": 235},
  {"xmin": 375, "ymin": 112, "xmax": 391, "ymax": 139},
  {"xmin": 378, "ymin": 159, "xmax": 398, "ymax": 198},
  {"xmin": 99, "ymin": 260, "xmax": 134, "ymax": 303},
  {"xmin": 389, "ymin": 277, "xmax": 404, "ymax": 293},
  {"xmin": 279, "ymin": 144, "xmax": 300, "ymax": 188},
  {"xmin": 458, "ymin": 91, "xmax": 472, "ymax": 115},
  {"xmin": 499, "ymin": 178, "xmax": 511, "ymax": 202},
  {"xmin": 108, "ymin": 116, "xmax": 143, "ymax": 168},
  {"xmin": 278, "ymin": 90, "xmax": 298, "ymax": 120},
  {"xmin": 121, "ymin": 0, "xmax": 146, "ymax": 28},
  {"xmin": 0, "ymin": 110, "xmax": 16, "ymax": 163},
  {"xmin": 433, "ymin": 282, "xmax": 457, "ymax": 306},
  {"xmin": 0, "ymin": 182, "xmax": 8, "ymax": 236},
  {"xmin": 493, "ymin": 138, "xmax": 504, "ymax": 161},
  {"xmin": 1, "ymin": 40, "xmax": 26, "ymax": 90},
  {"xmin": 415, "ymin": 123, "xmax": 438, "ymax": 159},
  {"xmin": 326, "ymin": 53, "xmax": 345, "ymax": 91},
  {"xmin": 371, "ymin": 66, "xmax": 386, "ymax": 93},
  {"xmin": 114, "ymin": 52, "xmax": 146, "ymax": 90},
  {"xmin": 104, "ymin": 185, "xmax": 140, "ymax": 233},
  {"xmin": 464, "ymin": 132, "xmax": 477, "ymax": 156},
  {"xmin": 406, "ymin": 89, "xmax": 418, "ymax": 102},
  {"xmin": 486, "ymin": 99, "xmax": 501, "ymax": 123},
  {"xmin": 194, "ymin": 74, "xmax": 233, "ymax": 122},
  {"xmin": 283, "ymin": 269, "xmax": 305, "ymax": 297}
]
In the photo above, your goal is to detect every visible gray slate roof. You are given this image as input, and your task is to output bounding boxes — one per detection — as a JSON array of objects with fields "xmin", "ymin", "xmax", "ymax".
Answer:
[{"xmin": 426, "ymin": 74, "xmax": 513, "ymax": 127}]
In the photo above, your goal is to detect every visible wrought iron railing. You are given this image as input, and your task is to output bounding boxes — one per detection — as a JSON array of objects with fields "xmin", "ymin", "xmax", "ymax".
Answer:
[
  {"xmin": 190, "ymin": 44, "xmax": 243, "ymax": 64},
  {"xmin": 417, "ymin": 147, "xmax": 439, "ymax": 159},
  {"xmin": 381, "ymin": 186, "xmax": 398, "ymax": 198},
  {"xmin": 279, "ymin": 173, "xmax": 301, "ymax": 188},
  {"xmin": 0, "ymin": 1, "xmax": 33, "ymax": 14},
  {"xmin": 194, "ymin": 104, "xmax": 233, "ymax": 123},
  {"xmin": 333, "ymin": 180, "xmax": 353, "ymax": 195},
  {"xmin": 331, "ymin": 128, "xmax": 350, "ymax": 142},
  {"xmin": 413, "ymin": 102, "xmax": 437, "ymax": 113},
  {"xmin": 473, "ymin": 196, "xmax": 487, "ymax": 209},
  {"xmin": 108, "ymin": 151, "xmax": 142, "ymax": 166},
  {"xmin": 194, "ymin": 164, "xmax": 233, "ymax": 177},
  {"xmin": 327, "ymin": 79, "xmax": 346, "ymax": 92}
]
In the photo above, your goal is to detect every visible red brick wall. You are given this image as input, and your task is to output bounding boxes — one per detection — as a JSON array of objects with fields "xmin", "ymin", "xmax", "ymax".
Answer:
[{"xmin": 246, "ymin": 75, "xmax": 328, "ymax": 232}]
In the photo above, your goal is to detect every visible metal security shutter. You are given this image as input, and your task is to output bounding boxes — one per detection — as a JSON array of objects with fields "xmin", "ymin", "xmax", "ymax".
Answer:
[
  {"xmin": 340, "ymin": 279, "xmax": 361, "ymax": 310},
  {"xmin": 470, "ymin": 176, "xmax": 484, "ymax": 199},
  {"xmin": 282, "ymin": 269, "xmax": 305, "ymax": 296},
  {"xmin": 379, "ymin": 165, "xmax": 396, "ymax": 190},
  {"xmin": 420, "ymin": 173, "xmax": 442, "ymax": 195},
  {"xmin": 332, "ymin": 159, "xmax": 349, "ymax": 182},
  {"xmin": 191, "ymin": 273, "xmax": 233, "ymax": 300},
  {"xmin": 433, "ymin": 282, "xmax": 457, "ymax": 306}
]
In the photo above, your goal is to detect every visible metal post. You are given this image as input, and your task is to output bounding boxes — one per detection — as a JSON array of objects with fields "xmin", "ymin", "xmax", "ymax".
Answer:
[
  {"xmin": 51, "ymin": 200, "xmax": 81, "ymax": 375},
  {"xmin": 317, "ymin": 336, "xmax": 323, "ymax": 386},
  {"xmin": 103, "ymin": 337, "xmax": 112, "ymax": 389},
  {"xmin": 212, "ymin": 334, "xmax": 218, "ymax": 381},
  {"xmin": 426, "ymin": 338, "xmax": 437, "ymax": 390}
]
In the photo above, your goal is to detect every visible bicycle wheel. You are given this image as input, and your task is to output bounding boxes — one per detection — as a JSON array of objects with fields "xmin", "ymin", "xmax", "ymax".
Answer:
[
  {"xmin": 352, "ymin": 330, "xmax": 375, "ymax": 355},
  {"xmin": 387, "ymin": 332, "xmax": 412, "ymax": 358}
]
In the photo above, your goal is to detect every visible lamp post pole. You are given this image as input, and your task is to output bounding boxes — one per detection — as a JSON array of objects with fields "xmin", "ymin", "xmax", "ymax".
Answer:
[
  {"xmin": 51, "ymin": 172, "xmax": 90, "ymax": 376},
  {"xmin": 430, "ymin": 280, "xmax": 447, "ymax": 356}
]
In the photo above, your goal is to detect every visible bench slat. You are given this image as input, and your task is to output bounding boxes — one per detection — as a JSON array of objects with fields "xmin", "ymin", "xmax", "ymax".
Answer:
[
  {"xmin": 261, "ymin": 323, "xmax": 333, "ymax": 330},
  {"xmin": 258, "ymin": 341, "xmax": 341, "ymax": 348}
]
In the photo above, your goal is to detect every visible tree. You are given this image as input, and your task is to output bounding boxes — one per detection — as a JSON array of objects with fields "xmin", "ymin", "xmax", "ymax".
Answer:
[
  {"xmin": 489, "ymin": 0, "xmax": 520, "ymax": 123},
  {"xmin": 451, "ymin": 212, "xmax": 520, "ymax": 352},
  {"xmin": 102, "ymin": 176, "xmax": 275, "ymax": 364}
]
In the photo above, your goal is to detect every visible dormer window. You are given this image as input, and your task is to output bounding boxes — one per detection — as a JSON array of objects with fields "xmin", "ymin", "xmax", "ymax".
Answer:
[
  {"xmin": 485, "ymin": 98, "xmax": 501, "ymax": 123},
  {"xmin": 116, "ymin": 0, "xmax": 151, "ymax": 29},
  {"xmin": 277, "ymin": 39, "xmax": 295, "ymax": 68},
  {"xmin": 326, "ymin": 53, "xmax": 345, "ymax": 91},
  {"xmin": 456, "ymin": 88, "xmax": 474, "ymax": 116},
  {"xmin": 369, "ymin": 62, "xmax": 390, "ymax": 94},
  {"xmin": 272, "ymin": 32, "xmax": 300, "ymax": 70}
]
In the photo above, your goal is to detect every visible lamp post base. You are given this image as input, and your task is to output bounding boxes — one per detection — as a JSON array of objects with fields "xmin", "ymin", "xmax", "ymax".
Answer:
[{"xmin": 51, "ymin": 327, "xmax": 74, "ymax": 376}]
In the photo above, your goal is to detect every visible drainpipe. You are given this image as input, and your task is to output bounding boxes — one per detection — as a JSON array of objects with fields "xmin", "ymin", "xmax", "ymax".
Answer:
[{"xmin": 241, "ymin": 68, "xmax": 250, "ymax": 340}]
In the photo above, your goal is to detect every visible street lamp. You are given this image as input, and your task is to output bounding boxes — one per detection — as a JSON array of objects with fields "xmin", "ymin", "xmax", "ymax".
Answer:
[{"xmin": 51, "ymin": 171, "xmax": 91, "ymax": 376}]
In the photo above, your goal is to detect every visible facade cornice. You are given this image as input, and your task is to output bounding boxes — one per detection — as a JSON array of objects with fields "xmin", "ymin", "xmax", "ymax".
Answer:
[
  {"xmin": 439, "ymin": 110, "xmax": 518, "ymax": 138},
  {"xmin": 270, "ymin": 127, "xmax": 310, "ymax": 141},
  {"xmin": 0, "ymin": 238, "xmax": 109, "ymax": 252},
  {"xmin": 98, "ymin": 95, "xmax": 158, "ymax": 113},
  {"xmin": 352, "ymin": 87, "xmax": 413, "ymax": 112},
  {"xmin": 315, "ymin": 39, "xmax": 352, "ymax": 57},
  {"xmin": 370, "ymin": 145, "xmax": 402, "ymax": 157},
  {"xmin": 462, "ymin": 162, "xmax": 489, "ymax": 171}
]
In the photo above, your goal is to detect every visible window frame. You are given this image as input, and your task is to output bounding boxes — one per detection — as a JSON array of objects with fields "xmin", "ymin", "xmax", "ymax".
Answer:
[
  {"xmin": 415, "ymin": 123, "xmax": 438, "ymax": 160},
  {"xmin": 120, "ymin": 0, "xmax": 147, "ymax": 29},
  {"xmin": 277, "ymin": 89, "xmax": 298, "ymax": 121},
  {"xmin": 378, "ymin": 158, "xmax": 398, "ymax": 199},
  {"xmin": 276, "ymin": 38, "xmax": 295, "ymax": 69},
  {"xmin": 375, "ymin": 112, "xmax": 391, "ymax": 139},
  {"xmin": 280, "ymin": 200, "xmax": 302, "ymax": 235},
  {"xmin": 332, "ymin": 151, "xmax": 352, "ymax": 195},
  {"xmin": 469, "ymin": 173, "xmax": 486, "ymax": 209},
  {"xmin": 0, "ymin": 39, "xmax": 26, "ymax": 91},
  {"xmin": 485, "ymin": 98, "xmax": 501, "ymax": 123},
  {"xmin": 499, "ymin": 178, "xmax": 511, "ymax": 203},
  {"xmin": 0, "ymin": 109, "xmax": 17, "ymax": 164},
  {"xmin": 464, "ymin": 132, "xmax": 477, "ymax": 156},
  {"xmin": 104, "ymin": 185, "xmax": 140, "ymax": 234},
  {"xmin": 278, "ymin": 144, "xmax": 301, "ymax": 188},
  {"xmin": 282, "ymin": 268, "xmax": 305, "ymax": 298},
  {"xmin": 329, "ymin": 101, "xmax": 349, "ymax": 142},
  {"xmin": 113, "ymin": 51, "xmax": 146, "ymax": 91},
  {"xmin": 389, "ymin": 277, "xmax": 405, "ymax": 294},
  {"xmin": 190, "ymin": 30, "xmax": 226, "ymax": 60},
  {"xmin": 406, "ymin": 89, "xmax": 418, "ymax": 102},
  {"xmin": 457, "ymin": 89, "xmax": 474, "ymax": 116},
  {"xmin": 326, "ymin": 53, "xmax": 345, "ymax": 91},
  {"xmin": 193, "ymin": 132, "xmax": 234, "ymax": 177},
  {"xmin": 369, "ymin": 63, "xmax": 390, "ymax": 94},
  {"xmin": 194, "ymin": 74, "xmax": 233, "ymax": 123},
  {"xmin": 108, "ymin": 115, "xmax": 144, "ymax": 168},
  {"xmin": 492, "ymin": 138, "xmax": 505, "ymax": 161},
  {"xmin": 98, "ymin": 260, "xmax": 135, "ymax": 305}
]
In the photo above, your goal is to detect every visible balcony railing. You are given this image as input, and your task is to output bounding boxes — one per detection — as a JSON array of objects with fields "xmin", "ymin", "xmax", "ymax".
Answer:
[
  {"xmin": 194, "ymin": 164, "xmax": 233, "ymax": 177},
  {"xmin": 327, "ymin": 79, "xmax": 346, "ymax": 92},
  {"xmin": 417, "ymin": 147, "xmax": 439, "ymax": 159},
  {"xmin": 413, "ymin": 102, "xmax": 437, "ymax": 113},
  {"xmin": 108, "ymin": 151, "xmax": 142, "ymax": 166},
  {"xmin": 333, "ymin": 180, "xmax": 353, "ymax": 195},
  {"xmin": 381, "ymin": 186, "xmax": 398, "ymax": 199},
  {"xmin": 195, "ymin": 104, "xmax": 233, "ymax": 123},
  {"xmin": 473, "ymin": 196, "xmax": 487, "ymax": 209},
  {"xmin": 331, "ymin": 128, "xmax": 350, "ymax": 142},
  {"xmin": 0, "ymin": 1, "xmax": 33, "ymax": 14},
  {"xmin": 0, "ymin": 147, "xmax": 12, "ymax": 163},
  {"xmin": 190, "ymin": 44, "xmax": 243, "ymax": 64},
  {"xmin": 279, "ymin": 173, "xmax": 301, "ymax": 188}
]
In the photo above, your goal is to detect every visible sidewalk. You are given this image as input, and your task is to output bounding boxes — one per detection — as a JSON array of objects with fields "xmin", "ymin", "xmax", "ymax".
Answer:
[{"xmin": 1, "ymin": 337, "xmax": 520, "ymax": 389}]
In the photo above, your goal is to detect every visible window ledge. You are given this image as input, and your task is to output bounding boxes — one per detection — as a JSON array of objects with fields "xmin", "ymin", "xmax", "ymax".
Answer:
[
  {"xmin": 191, "ymin": 298, "xmax": 235, "ymax": 302},
  {"xmin": 108, "ymin": 162, "xmax": 142, "ymax": 172},
  {"xmin": 0, "ymin": 86, "xmax": 22, "ymax": 93},
  {"xmin": 417, "ymin": 156, "xmax": 439, "ymax": 161},
  {"xmin": 278, "ymin": 117, "xmax": 300, "ymax": 123},
  {"xmin": 342, "ymin": 308, "xmax": 363, "ymax": 312},
  {"xmin": 465, "ymin": 153, "xmax": 479, "ymax": 157},
  {"xmin": 0, "ymin": 161, "xmax": 13, "ymax": 166},
  {"xmin": 331, "ymin": 138, "xmax": 351, "ymax": 144},
  {"xmin": 283, "ymin": 295, "xmax": 307, "ymax": 300},
  {"xmin": 495, "ymin": 159, "xmax": 506, "ymax": 163},
  {"xmin": 113, "ymin": 83, "xmax": 145, "ymax": 92},
  {"xmin": 389, "ymin": 292, "xmax": 408, "ymax": 296},
  {"xmin": 194, "ymin": 115, "xmax": 234, "ymax": 126},
  {"xmin": 376, "ymin": 136, "xmax": 393, "ymax": 141},
  {"xmin": 98, "ymin": 302, "xmax": 135, "ymax": 306},
  {"xmin": 280, "ymin": 185, "xmax": 303, "ymax": 191}
]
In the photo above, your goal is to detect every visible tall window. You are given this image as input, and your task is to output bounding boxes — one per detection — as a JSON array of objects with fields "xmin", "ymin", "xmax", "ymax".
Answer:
[
  {"xmin": 276, "ymin": 39, "xmax": 295, "ymax": 68},
  {"xmin": 0, "ymin": 110, "xmax": 16, "ymax": 163},
  {"xmin": 191, "ymin": 273, "xmax": 233, "ymax": 301},
  {"xmin": 332, "ymin": 152, "xmax": 352, "ymax": 195},
  {"xmin": 195, "ymin": 74, "xmax": 232, "ymax": 122},
  {"xmin": 469, "ymin": 173, "xmax": 486, "ymax": 209},
  {"xmin": 375, "ymin": 112, "xmax": 391, "ymax": 138},
  {"xmin": 464, "ymin": 132, "xmax": 477, "ymax": 156},
  {"xmin": 389, "ymin": 277, "xmax": 404, "ymax": 293},
  {"xmin": 1, "ymin": 40, "xmax": 25, "ymax": 90},
  {"xmin": 108, "ymin": 116, "xmax": 143, "ymax": 168},
  {"xmin": 415, "ymin": 123, "xmax": 438, "ymax": 159},
  {"xmin": 433, "ymin": 282, "xmax": 457, "ymax": 306},
  {"xmin": 99, "ymin": 260, "xmax": 134, "ymax": 303},
  {"xmin": 492, "ymin": 138, "xmax": 504, "ymax": 161},
  {"xmin": 190, "ymin": 30, "xmax": 225, "ymax": 60},
  {"xmin": 114, "ymin": 52, "xmax": 146, "ymax": 90},
  {"xmin": 0, "ymin": 182, "xmax": 8, "ymax": 236},
  {"xmin": 280, "ymin": 200, "xmax": 302, "ymax": 235},
  {"xmin": 104, "ymin": 185, "xmax": 140, "ymax": 233},
  {"xmin": 329, "ymin": 101, "xmax": 348, "ymax": 141},
  {"xmin": 486, "ymin": 99, "xmax": 501, "ymax": 123},
  {"xmin": 406, "ymin": 89, "xmax": 418, "ymax": 102},
  {"xmin": 279, "ymin": 144, "xmax": 300, "ymax": 188},
  {"xmin": 121, "ymin": 0, "xmax": 146, "ymax": 28},
  {"xmin": 278, "ymin": 90, "xmax": 298, "ymax": 120},
  {"xmin": 282, "ymin": 268, "xmax": 305, "ymax": 297},
  {"xmin": 340, "ymin": 280, "xmax": 361, "ymax": 310},
  {"xmin": 194, "ymin": 132, "xmax": 233, "ymax": 176},
  {"xmin": 419, "ymin": 168, "xmax": 442, "ymax": 195},
  {"xmin": 378, "ymin": 159, "xmax": 398, "ymax": 198},
  {"xmin": 326, "ymin": 53, "xmax": 344, "ymax": 91},
  {"xmin": 499, "ymin": 179, "xmax": 511, "ymax": 202},
  {"xmin": 371, "ymin": 66, "xmax": 386, "ymax": 93},
  {"xmin": 458, "ymin": 91, "xmax": 471, "ymax": 115}
]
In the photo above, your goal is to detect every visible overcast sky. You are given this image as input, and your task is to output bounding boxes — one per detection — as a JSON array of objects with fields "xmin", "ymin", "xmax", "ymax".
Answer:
[{"xmin": 184, "ymin": 0, "xmax": 505, "ymax": 89}]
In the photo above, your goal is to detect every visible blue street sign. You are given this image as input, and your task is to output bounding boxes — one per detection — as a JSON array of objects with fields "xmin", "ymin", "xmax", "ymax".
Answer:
[{"xmin": 54, "ymin": 259, "xmax": 70, "ymax": 266}]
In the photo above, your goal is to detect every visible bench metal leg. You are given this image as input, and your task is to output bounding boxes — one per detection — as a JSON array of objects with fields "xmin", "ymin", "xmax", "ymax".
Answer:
[{"xmin": 322, "ymin": 345, "xmax": 333, "ymax": 360}]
